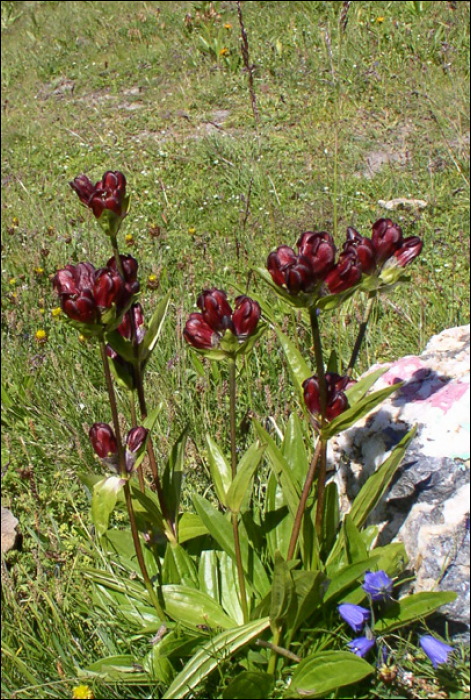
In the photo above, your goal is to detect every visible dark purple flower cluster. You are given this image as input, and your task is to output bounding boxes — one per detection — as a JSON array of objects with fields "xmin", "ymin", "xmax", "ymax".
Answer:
[
  {"xmin": 71, "ymin": 171, "xmax": 128, "ymax": 220},
  {"xmin": 89, "ymin": 422, "xmax": 148, "ymax": 473},
  {"xmin": 303, "ymin": 373, "xmax": 350, "ymax": 422},
  {"xmin": 53, "ymin": 255, "xmax": 139, "ymax": 327},
  {"xmin": 184, "ymin": 289, "xmax": 261, "ymax": 350},
  {"xmin": 268, "ymin": 231, "xmax": 362, "ymax": 296},
  {"xmin": 344, "ymin": 219, "xmax": 423, "ymax": 274}
]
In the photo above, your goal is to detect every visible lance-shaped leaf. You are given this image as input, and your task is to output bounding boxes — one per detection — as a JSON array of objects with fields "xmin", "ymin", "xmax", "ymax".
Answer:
[
  {"xmin": 345, "ymin": 367, "xmax": 389, "ymax": 404},
  {"xmin": 286, "ymin": 651, "xmax": 374, "ymax": 698},
  {"xmin": 374, "ymin": 591, "xmax": 457, "ymax": 635},
  {"xmin": 162, "ymin": 618, "xmax": 271, "ymax": 699},
  {"xmin": 270, "ymin": 552, "xmax": 295, "ymax": 630},
  {"xmin": 141, "ymin": 291, "xmax": 171, "ymax": 366},
  {"xmin": 92, "ymin": 476, "xmax": 126, "ymax": 538},
  {"xmin": 163, "ymin": 428, "xmax": 189, "ymax": 526},
  {"xmin": 161, "ymin": 585, "xmax": 237, "ymax": 631},
  {"xmin": 254, "ymin": 421, "xmax": 300, "ymax": 519},
  {"xmin": 223, "ymin": 672, "xmax": 275, "ymax": 699},
  {"xmin": 205, "ymin": 435, "xmax": 232, "ymax": 508},
  {"xmin": 226, "ymin": 441, "xmax": 266, "ymax": 514},
  {"xmin": 273, "ymin": 326, "xmax": 311, "ymax": 412}
]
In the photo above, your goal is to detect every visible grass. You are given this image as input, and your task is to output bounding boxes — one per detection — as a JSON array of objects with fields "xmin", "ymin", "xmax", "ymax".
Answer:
[{"xmin": 1, "ymin": 1, "xmax": 470, "ymax": 698}]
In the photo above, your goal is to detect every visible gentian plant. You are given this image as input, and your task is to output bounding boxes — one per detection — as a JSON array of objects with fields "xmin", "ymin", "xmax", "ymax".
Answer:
[{"xmin": 56, "ymin": 171, "xmax": 456, "ymax": 699}]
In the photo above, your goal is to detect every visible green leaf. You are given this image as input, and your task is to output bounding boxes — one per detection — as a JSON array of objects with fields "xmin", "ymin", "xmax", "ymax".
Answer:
[
  {"xmin": 345, "ymin": 367, "xmax": 389, "ymax": 404},
  {"xmin": 141, "ymin": 291, "xmax": 171, "ymax": 364},
  {"xmin": 193, "ymin": 495, "xmax": 270, "ymax": 597},
  {"xmin": 287, "ymin": 651, "xmax": 374, "ymax": 698},
  {"xmin": 162, "ymin": 618, "xmax": 271, "ymax": 699},
  {"xmin": 323, "ymin": 559, "xmax": 380, "ymax": 604},
  {"xmin": 223, "ymin": 672, "xmax": 274, "ymax": 699},
  {"xmin": 265, "ymin": 473, "xmax": 294, "ymax": 561},
  {"xmin": 199, "ymin": 550, "xmax": 220, "ymax": 601},
  {"xmin": 103, "ymin": 528, "xmax": 160, "ymax": 580},
  {"xmin": 205, "ymin": 435, "xmax": 232, "ymax": 508},
  {"xmin": 218, "ymin": 552, "xmax": 245, "ymax": 626},
  {"xmin": 282, "ymin": 413, "xmax": 309, "ymax": 490},
  {"xmin": 374, "ymin": 592, "xmax": 457, "ymax": 634},
  {"xmin": 163, "ymin": 544, "xmax": 199, "ymax": 588},
  {"xmin": 179, "ymin": 513, "xmax": 209, "ymax": 543},
  {"xmin": 236, "ymin": 322, "xmax": 268, "ymax": 357},
  {"xmin": 273, "ymin": 326, "xmax": 312, "ymax": 410},
  {"xmin": 254, "ymin": 421, "xmax": 300, "ymax": 519},
  {"xmin": 91, "ymin": 476, "xmax": 126, "ymax": 538},
  {"xmin": 163, "ymin": 428, "xmax": 189, "ymax": 526},
  {"xmin": 321, "ymin": 383, "xmax": 403, "ymax": 439},
  {"xmin": 226, "ymin": 442, "xmax": 266, "ymax": 514},
  {"xmin": 270, "ymin": 552, "xmax": 295, "ymax": 628},
  {"xmin": 81, "ymin": 655, "xmax": 147, "ymax": 682},
  {"xmin": 290, "ymin": 571, "xmax": 327, "ymax": 639},
  {"xmin": 348, "ymin": 427, "xmax": 417, "ymax": 529},
  {"xmin": 344, "ymin": 515, "xmax": 368, "ymax": 564},
  {"xmin": 162, "ymin": 585, "xmax": 237, "ymax": 631},
  {"xmin": 130, "ymin": 483, "xmax": 167, "ymax": 537},
  {"xmin": 106, "ymin": 331, "xmax": 136, "ymax": 363}
]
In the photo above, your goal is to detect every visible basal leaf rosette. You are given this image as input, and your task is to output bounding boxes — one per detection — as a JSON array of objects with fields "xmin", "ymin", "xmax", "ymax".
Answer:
[{"xmin": 184, "ymin": 289, "xmax": 266, "ymax": 361}]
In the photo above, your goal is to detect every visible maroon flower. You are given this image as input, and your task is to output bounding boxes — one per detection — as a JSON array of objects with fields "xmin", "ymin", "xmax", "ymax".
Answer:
[
  {"xmin": 232, "ymin": 296, "xmax": 261, "ymax": 338},
  {"xmin": 343, "ymin": 228, "xmax": 377, "ymax": 275},
  {"xmin": 62, "ymin": 291, "xmax": 98, "ymax": 324},
  {"xmin": 107, "ymin": 254, "xmax": 139, "ymax": 284},
  {"xmin": 125, "ymin": 426, "xmax": 148, "ymax": 473},
  {"xmin": 297, "ymin": 232, "xmax": 337, "ymax": 279},
  {"xmin": 303, "ymin": 373, "xmax": 350, "ymax": 422},
  {"xmin": 93, "ymin": 268, "xmax": 125, "ymax": 309},
  {"xmin": 89, "ymin": 423, "xmax": 118, "ymax": 460},
  {"xmin": 184, "ymin": 313, "xmax": 219, "ymax": 350},
  {"xmin": 394, "ymin": 236, "xmax": 424, "ymax": 268},
  {"xmin": 197, "ymin": 288, "xmax": 234, "ymax": 333},
  {"xmin": 70, "ymin": 175, "xmax": 95, "ymax": 207},
  {"xmin": 372, "ymin": 219, "xmax": 403, "ymax": 263},
  {"xmin": 53, "ymin": 267, "xmax": 79, "ymax": 297},
  {"xmin": 117, "ymin": 303, "xmax": 146, "ymax": 344},
  {"xmin": 70, "ymin": 171, "xmax": 127, "ymax": 221},
  {"xmin": 285, "ymin": 256, "xmax": 318, "ymax": 293},
  {"xmin": 325, "ymin": 251, "xmax": 362, "ymax": 294},
  {"xmin": 267, "ymin": 246, "xmax": 298, "ymax": 287}
]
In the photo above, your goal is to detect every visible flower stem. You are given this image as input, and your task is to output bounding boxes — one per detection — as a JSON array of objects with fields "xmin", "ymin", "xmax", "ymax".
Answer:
[
  {"xmin": 99, "ymin": 341, "xmax": 165, "ymax": 620},
  {"xmin": 267, "ymin": 626, "xmax": 283, "ymax": 676},
  {"xmin": 347, "ymin": 292, "xmax": 376, "ymax": 378},
  {"xmin": 287, "ymin": 437, "xmax": 323, "ymax": 561},
  {"xmin": 315, "ymin": 439, "xmax": 328, "ymax": 536},
  {"xmin": 229, "ymin": 358, "xmax": 249, "ymax": 624},
  {"xmin": 130, "ymin": 395, "xmax": 146, "ymax": 493},
  {"xmin": 112, "ymin": 241, "xmax": 175, "ymax": 539}
]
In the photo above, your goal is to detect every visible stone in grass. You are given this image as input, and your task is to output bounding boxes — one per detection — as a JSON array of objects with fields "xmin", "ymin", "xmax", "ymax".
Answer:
[
  {"xmin": 1, "ymin": 507, "xmax": 20, "ymax": 555},
  {"xmin": 332, "ymin": 325, "xmax": 470, "ymax": 636},
  {"xmin": 378, "ymin": 198, "xmax": 428, "ymax": 211}
]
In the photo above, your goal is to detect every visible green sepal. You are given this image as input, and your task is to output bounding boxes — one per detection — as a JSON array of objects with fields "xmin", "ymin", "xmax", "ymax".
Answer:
[
  {"xmin": 96, "ymin": 194, "xmax": 131, "ymax": 238},
  {"xmin": 91, "ymin": 475, "xmax": 127, "ymax": 538}
]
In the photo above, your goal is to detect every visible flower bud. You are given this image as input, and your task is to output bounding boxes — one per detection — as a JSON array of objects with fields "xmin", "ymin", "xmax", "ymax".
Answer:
[
  {"xmin": 89, "ymin": 423, "xmax": 118, "ymax": 460},
  {"xmin": 61, "ymin": 291, "xmax": 98, "ymax": 324},
  {"xmin": 284, "ymin": 256, "xmax": 317, "ymax": 293},
  {"xmin": 267, "ymin": 246, "xmax": 298, "ymax": 287},
  {"xmin": 324, "ymin": 251, "xmax": 362, "ymax": 294},
  {"xmin": 184, "ymin": 313, "xmax": 219, "ymax": 349},
  {"xmin": 394, "ymin": 236, "xmax": 423, "ymax": 267},
  {"xmin": 126, "ymin": 426, "xmax": 148, "ymax": 453},
  {"xmin": 74, "ymin": 262, "xmax": 96, "ymax": 291},
  {"xmin": 197, "ymin": 288, "xmax": 234, "ymax": 333},
  {"xmin": 303, "ymin": 373, "xmax": 350, "ymax": 422},
  {"xmin": 93, "ymin": 268, "xmax": 125, "ymax": 309},
  {"xmin": 232, "ymin": 296, "xmax": 261, "ymax": 338},
  {"xmin": 70, "ymin": 175, "xmax": 95, "ymax": 207},
  {"xmin": 89, "ymin": 171, "xmax": 127, "ymax": 219},
  {"xmin": 343, "ymin": 228, "xmax": 377, "ymax": 275},
  {"xmin": 297, "ymin": 232, "xmax": 337, "ymax": 279},
  {"xmin": 107, "ymin": 254, "xmax": 139, "ymax": 284},
  {"xmin": 372, "ymin": 218, "xmax": 403, "ymax": 263}
]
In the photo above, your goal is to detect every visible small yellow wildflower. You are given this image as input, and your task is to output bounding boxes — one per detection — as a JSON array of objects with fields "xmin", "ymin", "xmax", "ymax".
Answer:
[
  {"xmin": 34, "ymin": 266, "xmax": 45, "ymax": 276},
  {"xmin": 224, "ymin": 22, "xmax": 233, "ymax": 30},
  {"xmin": 52, "ymin": 307, "xmax": 62, "ymax": 319},
  {"xmin": 78, "ymin": 334, "xmax": 87, "ymax": 343},
  {"xmin": 9, "ymin": 278, "xmax": 17, "ymax": 286},
  {"xmin": 188, "ymin": 227, "xmax": 197, "ymax": 235},
  {"xmin": 72, "ymin": 686, "xmax": 95, "ymax": 700},
  {"xmin": 12, "ymin": 216, "xmax": 19, "ymax": 227},
  {"xmin": 39, "ymin": 308, "xmax": 46, "ymax": 315},
  {"xmin": 147, "ymin": 273, "xmax": 159, "ymax": 290},
  {"xmin": 219, "ymin": 47, "xmax": 229, "ymax": 57},
  {"xmin": 35, "ymin": 329, "xmax": 48, "ymax": 344},
  {"xmin": 125, "ymin": 233, "xmax": 135, "ymax": 246},
  {"xmin": 376, "ymin": 16, "xmax": 385, "ymax": 23}
]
